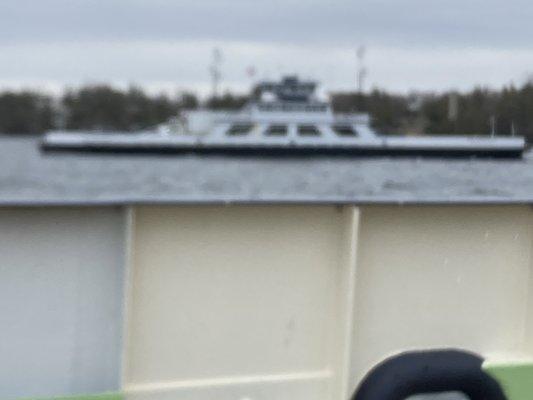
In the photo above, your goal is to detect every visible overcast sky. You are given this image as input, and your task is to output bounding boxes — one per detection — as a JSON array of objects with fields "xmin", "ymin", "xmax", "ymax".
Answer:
[{"xmin": 1, "ymin": 0, "xmax": 532, "ymax": 95}]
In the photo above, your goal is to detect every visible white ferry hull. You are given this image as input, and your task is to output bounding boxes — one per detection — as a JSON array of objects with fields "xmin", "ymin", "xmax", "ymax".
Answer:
[{"xmin": 42, "ymin": 131, "xmax": 525, "ymax": 158}]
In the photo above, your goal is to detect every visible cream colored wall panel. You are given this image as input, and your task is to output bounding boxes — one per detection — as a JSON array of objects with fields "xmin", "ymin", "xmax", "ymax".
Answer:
[
  {"xmin": 0, "ymin": 207, "xmax": 125, "ymax": 400},
  {"xmin": 126, "ymin": 206, "xmax": 353, "ymax": 399},
  {"xmin": 350, "ymin": 206, "xmax": 533, "ymax": 390}
]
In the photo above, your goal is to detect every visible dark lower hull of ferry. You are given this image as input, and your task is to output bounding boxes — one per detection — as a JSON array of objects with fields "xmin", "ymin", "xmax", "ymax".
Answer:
[{"xmin": 41, "ymin": 143, "xmax": 524, "ymax": 158}]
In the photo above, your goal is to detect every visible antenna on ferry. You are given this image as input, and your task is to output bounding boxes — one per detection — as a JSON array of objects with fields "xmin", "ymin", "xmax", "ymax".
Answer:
[
  {"xmin": 246, "ymin": 66, "xmax": 257, "ymax": 82},
  {"xmin": 210, "ymin": 48, "xmax": 223, "ymax": 99},
  {"xmin": 356, "ymin": 46, "xmax": 367, "ymax": 94}
]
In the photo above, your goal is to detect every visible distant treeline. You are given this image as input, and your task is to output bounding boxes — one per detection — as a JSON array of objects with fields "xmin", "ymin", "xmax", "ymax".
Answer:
[
  {"xmin": 1, "ymin": 83, "xmax": 533, "ymax": 141},
  {"xmin": 332, "ymin": 84, "xmax": 533, "ymax": 140}
]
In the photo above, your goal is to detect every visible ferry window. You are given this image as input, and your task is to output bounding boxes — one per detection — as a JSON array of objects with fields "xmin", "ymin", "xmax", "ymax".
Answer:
[
  {"xmin": 332, "ymin": 125, "xmax": 358, "ymax": 137},
  {"xmin": 298, "ymin": 125, "xmax": 320, "ymax": 137},
  {"xmin": 266, "ymin": 125, "xmax": 288, "ymax": 136},
  {"xmin": 227, "ymin": 124, "xmax": 253, "ymax": 136}
]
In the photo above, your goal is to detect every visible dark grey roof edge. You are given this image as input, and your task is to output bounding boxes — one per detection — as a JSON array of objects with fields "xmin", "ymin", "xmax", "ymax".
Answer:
[{"xmin": 1, "ymin": 197, "xmax": 532, "ymax": 207}]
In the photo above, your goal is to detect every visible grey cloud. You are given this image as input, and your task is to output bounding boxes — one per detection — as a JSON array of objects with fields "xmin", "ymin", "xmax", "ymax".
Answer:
[{"xmin": 1, "ymin": 0, "xmax": 532, "ymax": 49}]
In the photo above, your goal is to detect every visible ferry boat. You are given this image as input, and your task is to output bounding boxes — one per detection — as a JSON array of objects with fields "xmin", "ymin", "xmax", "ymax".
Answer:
[{"xmin": 43, "ymin": 76, "xmax": 525, "ymax": 157}]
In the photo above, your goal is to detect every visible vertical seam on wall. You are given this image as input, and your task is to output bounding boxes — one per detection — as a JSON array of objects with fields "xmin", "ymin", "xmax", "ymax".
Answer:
[
  {"xmin": 120, "ymin": 205, "xmax": 136, "ymax": 390},
  {"xmin": 339, "ymin": 206, "xmax": 360, "ymax": 400}
]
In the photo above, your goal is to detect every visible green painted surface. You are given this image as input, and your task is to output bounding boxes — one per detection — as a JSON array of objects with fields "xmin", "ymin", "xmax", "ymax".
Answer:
[
  {"xmin": 18, "ymin": 392, "xmax": 122, "ymax": 400},
  {"xmin": 484, "ymin": 361, "xmax": 533, "ymax": 400}
]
